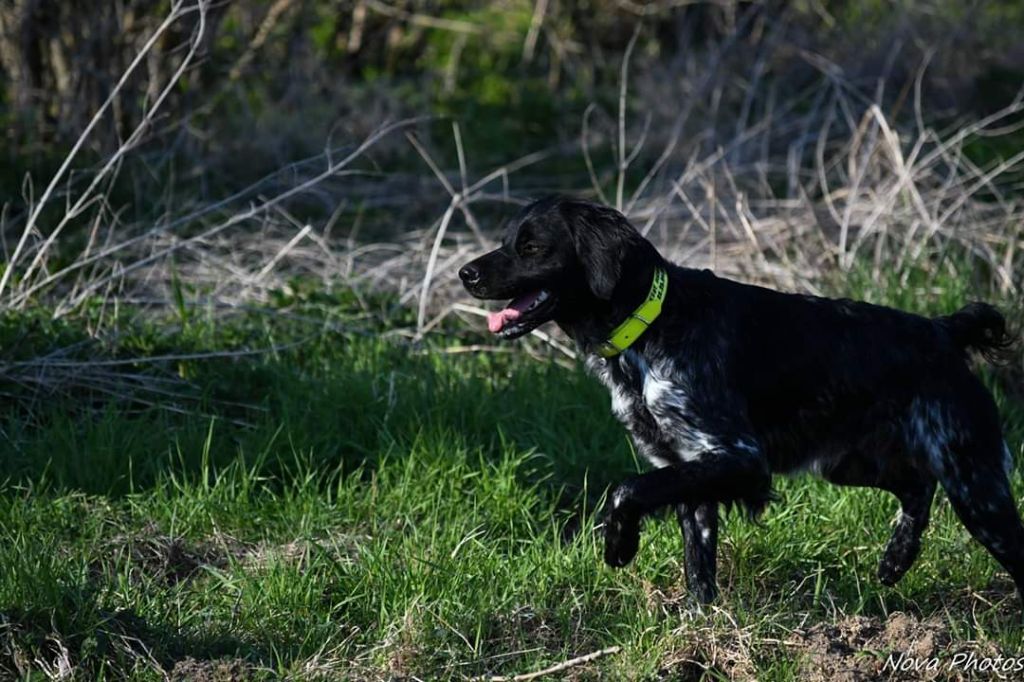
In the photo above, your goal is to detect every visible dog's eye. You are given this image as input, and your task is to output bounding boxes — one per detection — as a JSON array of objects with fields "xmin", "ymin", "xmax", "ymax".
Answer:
[{"xmin": 520, "ymin": 242, "xmax": 541, "ymax": 256}]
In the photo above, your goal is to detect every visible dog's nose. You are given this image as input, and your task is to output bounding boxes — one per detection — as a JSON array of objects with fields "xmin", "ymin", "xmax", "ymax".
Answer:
[{"xmin": 459, "ymin": 264, "xmax": 481, "ymax": 285}]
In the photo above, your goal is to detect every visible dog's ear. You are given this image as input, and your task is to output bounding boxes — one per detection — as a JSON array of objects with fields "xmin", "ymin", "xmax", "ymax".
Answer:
[{"xmin": 563, "ymin": 202, "xmax": 640, "ymax": 300}]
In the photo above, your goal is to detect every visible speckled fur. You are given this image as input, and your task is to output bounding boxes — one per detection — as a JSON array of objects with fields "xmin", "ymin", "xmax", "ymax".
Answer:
[{"xmin": 461, "ymin": 197, "xmax": 1023, "ymax": 607}]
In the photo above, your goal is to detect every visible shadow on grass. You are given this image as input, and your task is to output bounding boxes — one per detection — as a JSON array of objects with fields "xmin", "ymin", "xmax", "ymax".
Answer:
[
  {"xmin": 2, "ymin": 595, "xmax": 277, "ymax": 680},
  {"xmin": 0, "ymin": 332, "xmax": 636, "ymax": 506},
  {"xmin": 2, "ymin": 524, "xmax": 367, "ymax": 679}
]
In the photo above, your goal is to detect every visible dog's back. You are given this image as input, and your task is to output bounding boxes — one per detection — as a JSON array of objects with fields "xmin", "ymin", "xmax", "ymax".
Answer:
[{"xmin": 670, "ymin": 269, "xmax": 1011, "ymax": 472}]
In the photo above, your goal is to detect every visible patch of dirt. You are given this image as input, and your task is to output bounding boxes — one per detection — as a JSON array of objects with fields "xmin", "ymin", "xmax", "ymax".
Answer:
[
  {"xmin": 170, "ymin": 657, "xmax": 256, "ymax": 682},
  {"xmin": 488, "ymin": 605, "xmax": 563, "ymax": 651},
  {"xmin": 443, "ymin": 606, "xmax": 601, "ymax": 681},
  {"xmin": 795, "ymin": 612, "xmax": 966, "ymax": 681},
  {"xmin": 97, "ymin": 523, "xmax": 366, "ymax": 584},
  {"xmin": 95, "ymin": 523, "xmax": 248, "ymax": 585},
  {"xmin": 794, "ymin": 610, "xmax": 946, "ymax": 679},
  {"xmin": 242, "ymin": 533, "xmax": 363, "ymax": 571},
  {"xmin": 651, "ymin": 608, "xmax": 1015, "ymax": 682}
]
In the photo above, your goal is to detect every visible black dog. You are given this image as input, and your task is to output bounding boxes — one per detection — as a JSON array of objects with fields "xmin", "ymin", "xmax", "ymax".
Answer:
[{"xmin": 459, "ymin": 196, "xmax": 1023, "ymax": 605}]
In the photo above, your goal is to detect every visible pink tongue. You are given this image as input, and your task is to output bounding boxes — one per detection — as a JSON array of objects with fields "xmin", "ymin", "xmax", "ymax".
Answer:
[{"xmin": 487, "ymin": 291, "xmax": 543, "ymax": 333}]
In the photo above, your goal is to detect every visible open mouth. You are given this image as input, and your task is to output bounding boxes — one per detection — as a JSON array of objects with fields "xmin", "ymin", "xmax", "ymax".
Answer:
[{"xmin": 486, "ymin": 289, "xmax": 557, "ymax": 339}]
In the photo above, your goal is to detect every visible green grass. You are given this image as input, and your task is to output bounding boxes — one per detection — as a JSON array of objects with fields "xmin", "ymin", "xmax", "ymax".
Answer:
[{"xmin": 2, "ymin": 280, "xmax": 1023, "ymax": 680}]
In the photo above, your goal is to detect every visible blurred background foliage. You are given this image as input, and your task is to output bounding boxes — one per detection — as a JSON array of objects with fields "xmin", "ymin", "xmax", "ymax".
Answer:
[
  {"xmin": 1, "ymin": 0, "xmax": 1023, "ymax": 321},
  {"xmin": 3, "ymin": 1, "xmax": 1024, "ymax": 193}
]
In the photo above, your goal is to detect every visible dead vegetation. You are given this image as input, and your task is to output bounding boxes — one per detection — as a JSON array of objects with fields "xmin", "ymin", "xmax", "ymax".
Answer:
[{"xmin": 2, "ymin": 8, "xmax": 1021, "ymax": 327}]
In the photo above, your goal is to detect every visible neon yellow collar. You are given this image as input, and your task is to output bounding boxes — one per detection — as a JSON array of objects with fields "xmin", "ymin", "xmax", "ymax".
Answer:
[{"xmin": 597, "ymin": 268, "xmax": 668, "ymax": 358}]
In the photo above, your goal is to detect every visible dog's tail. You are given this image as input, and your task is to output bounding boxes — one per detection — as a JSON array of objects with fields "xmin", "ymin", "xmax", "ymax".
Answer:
[{"xmin": 936, "ymin": 302, "xmax": 1016, "ymax": 363}]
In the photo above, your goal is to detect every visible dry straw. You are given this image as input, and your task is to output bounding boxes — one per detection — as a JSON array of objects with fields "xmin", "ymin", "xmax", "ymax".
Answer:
[{"xmin": 2, "ymin": 2, "xmax": 1022, "ymax": 409}]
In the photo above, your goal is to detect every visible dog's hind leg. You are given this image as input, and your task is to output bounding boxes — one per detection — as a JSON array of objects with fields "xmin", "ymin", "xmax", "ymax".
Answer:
[
  {"xmin": 937, "ymin": 457, "xmax": 1024, "ymax": 605},
  {"xmin": 822, "ymin": 456, "xmax": 936, "ymax": 586},
  {"xmin": 909, "ymin": 388, "xmax": 1024, "ymax": 606},
  {"xmin": 877, "ymin": 477, "xmax": 936, "ymax": 586},
  {"xmin": 676, "ymin": 502, "xmax": 718, "ymax": 603}
]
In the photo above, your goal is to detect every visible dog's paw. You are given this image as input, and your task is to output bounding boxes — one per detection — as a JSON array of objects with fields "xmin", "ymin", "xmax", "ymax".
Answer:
[
  {"xmin": 877, "ymin": 556, "xmax": 908, "ymax": 587},
  {"xmin": 688, "ymin": 579, "xmax": 718, "ymax": 605},
  {"xmin": 602, "ymin": 510, "xmax": 640, "ymax": 568},
  {"xmin": 877, "ymin": 537, "xmax": 921, "ymax": 586}
]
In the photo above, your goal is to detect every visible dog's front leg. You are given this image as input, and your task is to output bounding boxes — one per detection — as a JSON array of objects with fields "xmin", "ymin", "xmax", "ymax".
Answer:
[
  {"xmin": 676, "ymin": 502, "xmax": 718, "ymax": 603},
  {"xmin": 602, "ymin": 449, "xmax": 769, "ymax": 569}
]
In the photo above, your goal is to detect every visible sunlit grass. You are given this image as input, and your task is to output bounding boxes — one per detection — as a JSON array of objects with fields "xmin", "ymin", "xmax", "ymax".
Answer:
[{"xmin": 1, "ymin": 281, "xmax": 1022, "ymax": 679}]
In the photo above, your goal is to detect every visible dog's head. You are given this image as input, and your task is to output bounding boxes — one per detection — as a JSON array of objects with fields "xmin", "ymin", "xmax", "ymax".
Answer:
[{"xmin": 459, "ymin": 196, "xmax": 659, "ymax": 339}]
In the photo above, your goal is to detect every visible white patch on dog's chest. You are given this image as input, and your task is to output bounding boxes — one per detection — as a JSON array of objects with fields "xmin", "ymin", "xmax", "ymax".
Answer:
[
  {"xmin": 588, "ymin": 352, "xmax": 713, "ymax": 464},
  {"xmin": 639, "ymin": 364, "xmax": 716, "ymax": 461},
  {"xmin": 588, "ymin": 356, "xmax": 636, "ymax": 424},
  {"xmin": 642, "ymin": 372, "xmax": 688, "ymax": 416},
  {"xmin": 609, "ymin": 383, "xmax": 634, "ymax": 422}
]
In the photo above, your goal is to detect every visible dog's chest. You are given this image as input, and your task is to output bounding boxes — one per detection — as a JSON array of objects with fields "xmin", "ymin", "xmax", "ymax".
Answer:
[
  {"xmin": 587, "ymin": 351, "xmax": 648, "ymax": 420},
  {"xmin": 587, "ymin": 351, "xmax": 709, "ymax": 465}
]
